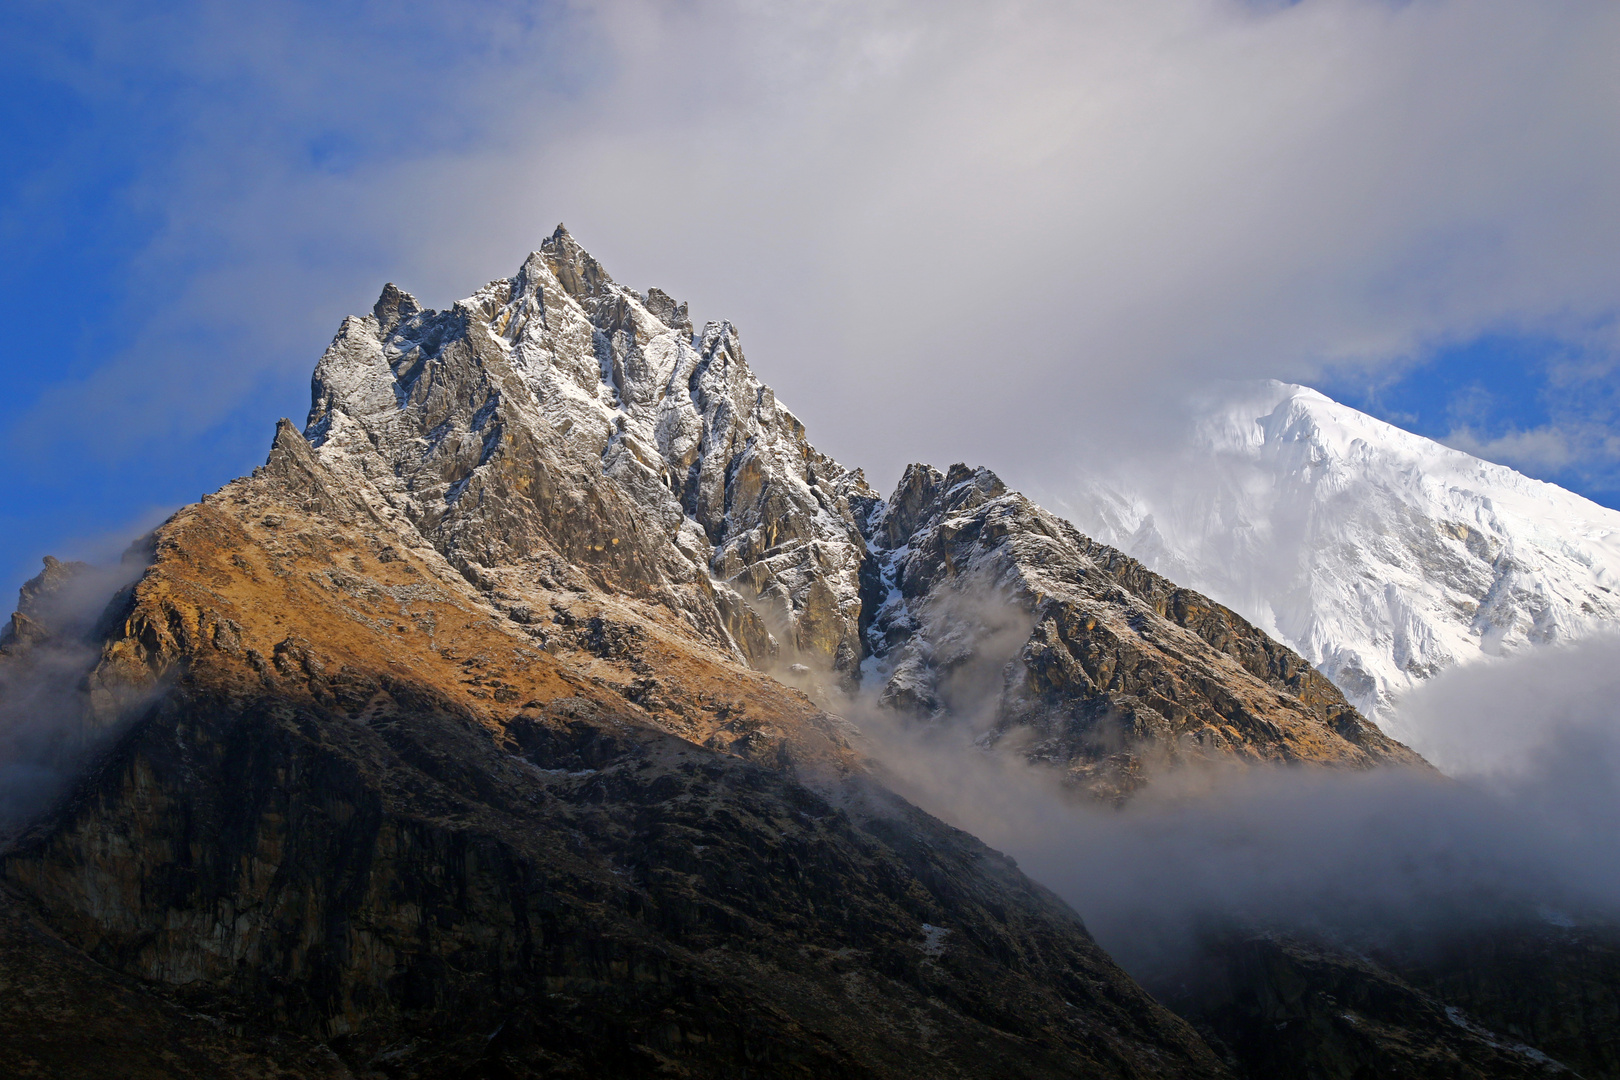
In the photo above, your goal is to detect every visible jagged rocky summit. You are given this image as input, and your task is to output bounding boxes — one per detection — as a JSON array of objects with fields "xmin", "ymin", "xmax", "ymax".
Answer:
[
  {"xmin": 300, "ymin": 225, "xmax": 1418, "ymax": 797},
  {"xmin": 0, "ymin": 228, "xmax": 1436, "ymax": 1078},
  {"xmin": 306, "ymin": 227, "xmax": 872, "ymax": 678}
]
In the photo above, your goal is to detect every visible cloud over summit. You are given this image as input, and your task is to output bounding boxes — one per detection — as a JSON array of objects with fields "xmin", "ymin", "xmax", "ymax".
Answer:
[{"xmin": 5, "ymin": 0, "xmax": 1620, "ymax": 589}]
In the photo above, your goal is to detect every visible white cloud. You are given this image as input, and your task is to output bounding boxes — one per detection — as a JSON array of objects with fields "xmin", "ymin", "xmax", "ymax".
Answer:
[
  {"xmin": 1395, "ymin": 633, "xmax": 1620, "ymax": 777},
  {"xmin": 474, "ymin": 0, "xmax": 1620, "ymax": 491},
  {"xmin": 1443, "ymin": 424, "xmax": 1583, "ymax": 473},
  {"xmin": 12, "ymin": 0, "xmax": 1620, "ymax": 498},
  {"xmin": 852, "ymin": 643, "xmax": 1620, "ymax": 980}
]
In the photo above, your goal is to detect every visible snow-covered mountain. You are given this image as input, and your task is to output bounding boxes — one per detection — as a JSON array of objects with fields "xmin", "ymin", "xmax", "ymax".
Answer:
[{"xmin": 1059, "ymin": 380, "xmax": 1620, "ymax": 739}]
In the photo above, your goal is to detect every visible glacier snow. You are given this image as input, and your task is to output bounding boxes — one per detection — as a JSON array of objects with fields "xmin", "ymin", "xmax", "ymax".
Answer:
[{"xmin": 1059, "ymin": 380, "xmax": 1620, "ymax": 743}]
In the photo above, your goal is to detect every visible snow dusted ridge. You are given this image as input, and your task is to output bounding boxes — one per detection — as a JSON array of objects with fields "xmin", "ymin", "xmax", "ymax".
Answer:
[
  {"xmin": 289, "ymin": 229, "xmax": 1420, "ymax": 794},
  {"xmin": 1060, "ymin": 380, "xmax": 1620, "ymax": 737},
  {"xmin": 304, "ymin": 225, "xmax": 872, "ymax": 674},
  {"xmin": 859, "ymin": 462, "xmax": 1419, "ymax": 799}
]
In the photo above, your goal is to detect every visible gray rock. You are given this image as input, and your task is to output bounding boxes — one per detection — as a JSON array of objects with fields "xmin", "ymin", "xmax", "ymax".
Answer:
[
  {"xmin": 305, "ymin": 224, "xmax": 871, "ymax": 677},
  {"xmin": 860, "ymin": 463, "xmax": 1426, "ymax": 799}
]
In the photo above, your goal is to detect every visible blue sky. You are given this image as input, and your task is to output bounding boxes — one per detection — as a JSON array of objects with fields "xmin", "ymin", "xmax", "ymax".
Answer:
[
  {"xmin": 1, "ymin": 1, "xmax": 594, "ymax": 588},
  {"xmin": 4, "ymin": 0, "xmax": 1620, "ymax": 600},
  {"xmin": 1324, "ymin": 329, "xmax": 1620, "ymax": 503}
]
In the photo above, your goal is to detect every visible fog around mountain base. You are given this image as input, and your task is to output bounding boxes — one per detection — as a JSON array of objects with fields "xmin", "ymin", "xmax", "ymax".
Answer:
[
  {"xmin": 7, "ymin": 537, "xmax": 1620, "ymax": 996},
  {"xmin": 0, "ymin": 553, "xmax": 153, "ymax": 835},
  {"xmin": 850, "ymin": 632, "xmax": 1620, "ymax": 980}
]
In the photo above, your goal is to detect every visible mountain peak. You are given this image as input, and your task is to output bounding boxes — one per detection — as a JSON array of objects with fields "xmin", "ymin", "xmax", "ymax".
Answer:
[
  {"xmin": 298, "ymin": 235, "xmax": 1418, "ymax": 792},
  {"xmin": 372, "ymin": 281, "xmax": 420, "ymax": 333},
  {"xmin": 538, "ymin": 223, "xmax": 610, "ymax": 299},
  {"xmin": 304, "ymin": 230, "xmax": 872, "ymax": 675},
  {"xmin": 1064, "ymin": 378, "xmax": 1620, "ymax": 733}
]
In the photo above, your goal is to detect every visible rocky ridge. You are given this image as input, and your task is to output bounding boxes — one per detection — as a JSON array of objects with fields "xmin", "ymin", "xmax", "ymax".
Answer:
[
  {"xmin": 298, "ymin": 228, "xmax": 1418, "ymax": 795},
  {"xmin": 0, "ymin": 419, "xmax": 1226, "ymax": 1079},
  {"xmin": 861, "ymin": 463, "xmax": 1423, "ymax": 798},
  {"xmin": 305, "ymin": 226, "xmax": 871, "ymax": 679}
]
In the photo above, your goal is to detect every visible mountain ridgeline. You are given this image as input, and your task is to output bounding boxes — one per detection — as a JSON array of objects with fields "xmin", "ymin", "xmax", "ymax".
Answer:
[
  {"xmin": 0, "ymin": 229, "xmax": 1473, "ymax": 1079},
  {"xmin": 300, "ymin": 226, "xmax": 1417, "ymax": 793}
]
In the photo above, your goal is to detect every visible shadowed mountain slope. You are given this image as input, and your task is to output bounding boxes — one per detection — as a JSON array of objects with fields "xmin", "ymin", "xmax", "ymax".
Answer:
[{"xmin": 0, "ymin": 231, "xmax": 1446, "ymax": 1076}]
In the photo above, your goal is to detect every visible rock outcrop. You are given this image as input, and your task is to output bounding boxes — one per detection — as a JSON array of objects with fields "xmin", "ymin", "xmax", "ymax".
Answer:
[
  {"xmin": 0, "ymin": 230, "xmax": 1460, "ymax": 1076},
  {"xmin": 289, "ymin": 229, "xmax": 1419, "ymax": 798},
  {"xmin": 861, "ymin": 464, "xmax": 1425, "ymax": 799},
  {"xmin": 305, "ymin": 225, "xmax": 871, "ymax": 679}
]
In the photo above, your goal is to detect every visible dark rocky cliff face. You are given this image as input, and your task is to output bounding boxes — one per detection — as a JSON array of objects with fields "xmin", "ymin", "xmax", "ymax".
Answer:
[
  {"xmin": 0, "ymin": 427, "xmax": 1227, "ymax": 1078},
  {"xmin": 0, "ymin": 879, "xmax": 352, "ymax": 1079},
  {"xmin": 1158, "ymin": 929, "xmax": 1580, "ymax": 1079}
]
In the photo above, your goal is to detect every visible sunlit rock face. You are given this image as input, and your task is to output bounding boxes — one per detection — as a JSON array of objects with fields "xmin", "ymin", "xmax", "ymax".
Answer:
[
  {"xmin": 293, "ymin": 229, "xmax": 1416, "ymax": 801},
  {"xmin": 305, "ymin": 225, "xmax": 872, "ymax": 678},
  {"xmin": 1062, "ymin": 380, "xmax": 1620, "ymax": 738}
]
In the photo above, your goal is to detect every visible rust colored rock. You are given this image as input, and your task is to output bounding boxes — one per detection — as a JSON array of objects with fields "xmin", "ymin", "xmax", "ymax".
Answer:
[{"xmin": 0, "ymin": 417, "xmax": 1228, "ymax": 1078}]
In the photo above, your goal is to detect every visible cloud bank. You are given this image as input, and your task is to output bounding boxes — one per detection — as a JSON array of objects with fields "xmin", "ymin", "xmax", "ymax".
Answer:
[
  {"xmin": 854, "ymin": 635, "xmax": 1620, "ymax": 980},
  {"xmin": 9, "ymin": 0, "xmax": 1620, "ymax": 513}
]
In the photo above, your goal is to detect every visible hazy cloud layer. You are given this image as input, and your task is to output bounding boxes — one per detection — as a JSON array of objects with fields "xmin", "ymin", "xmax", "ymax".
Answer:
[
  {"xmin": 8, "ymin": 0, "xmax": 1620, "ymax": 509},
  {"xmin": 0, "ymin": 555, "xmax": 153, "ymax": 833},
  {"xmin": 1395, "ymin": 633, "xmax": 1620, "ymax": 776},
  {"xmin": 852, "ymin": 634, "xmax": 1620, "ymax": 979}
]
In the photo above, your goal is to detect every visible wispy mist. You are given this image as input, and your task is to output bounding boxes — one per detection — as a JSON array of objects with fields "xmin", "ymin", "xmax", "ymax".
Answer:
[
  {"xmin": 0, "ymin": 550, "xmax": 152, "ymax": 834},
  {"xmin": 847, "ymin": 634, "xmax": 1620, "ymax": 981},
  {"xmin": 1397, "ymin": 632, "xmax": 1620, "ymax": 777}
]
